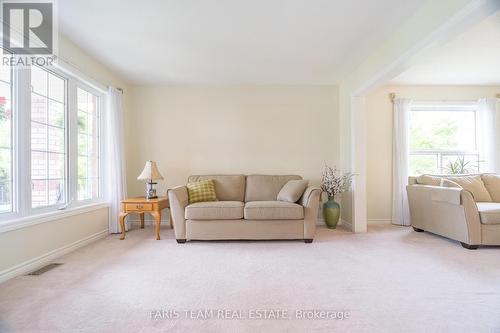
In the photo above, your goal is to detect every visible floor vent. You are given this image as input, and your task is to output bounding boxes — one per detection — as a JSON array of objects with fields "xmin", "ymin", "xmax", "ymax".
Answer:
[{"xmin": 27, "ymin": 263, "xmax": 63, "ymax": 276}]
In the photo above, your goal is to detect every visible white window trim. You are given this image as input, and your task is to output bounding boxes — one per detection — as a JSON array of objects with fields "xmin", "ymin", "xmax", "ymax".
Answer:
[
  {"xmin": 70, "ymin": 79, "xmax": 105, "ymax": 206},
  {"xmin": 0, "ymin": 62, "xmax": 107, "ymax": 226},
  {"xmin": 0, "ymin": 202, "xmax": 109, "ymax": 233}
]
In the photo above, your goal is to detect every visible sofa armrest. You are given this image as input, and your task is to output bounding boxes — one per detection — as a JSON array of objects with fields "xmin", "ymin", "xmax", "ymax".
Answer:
[
  {"xmin": 300, "ymin": 186, "xmax": 321, "ymax": 239},
  {"xmin": 406, "ymin": 184, "xmax": 481, "ymax": 245},
  {"xmin": 168, "ymin": 186, "xmax": 189, "ymax": 240},
  {"xmin": 429, "ymin": 185, "xmax": 462, "ymax": 205},
  {"xmin": 300, "ymin": 186, "xmax": 322, "ymax": 207},
  {"xmin": 460, "ymin": 190, "xmax": 482, "ymax": 245}
]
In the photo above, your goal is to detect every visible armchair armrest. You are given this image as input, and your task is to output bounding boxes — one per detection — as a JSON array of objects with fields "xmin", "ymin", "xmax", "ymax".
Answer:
[
  {"xmin": 168, "ymin": 186, "xmax": 189, "ymax": 240},
  {"xmin": 300, "ymin": 186, "xmax": 321, "ymax": 239}
]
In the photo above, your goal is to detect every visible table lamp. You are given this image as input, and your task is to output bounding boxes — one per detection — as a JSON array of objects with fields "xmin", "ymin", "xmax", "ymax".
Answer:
[{"xmin": 137, "ymin": 161, "xmax": 164, "ymax": 199}]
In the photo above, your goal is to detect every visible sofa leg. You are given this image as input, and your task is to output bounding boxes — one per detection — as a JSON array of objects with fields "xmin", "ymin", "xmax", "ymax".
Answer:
[
  {"xmin": 176, "ymin": 239, "xmax": 186, "ymax": 244},
  {"xmin": 412, "ymin": 227, "xmax": 424, "ymax": 232},
  {"xmin": 460, "ymin": 242, "xmax": 478, "ymax": 250},
  {"xmin": 304, "ymin": 239, "xmax": 313, "ymax": 244}
]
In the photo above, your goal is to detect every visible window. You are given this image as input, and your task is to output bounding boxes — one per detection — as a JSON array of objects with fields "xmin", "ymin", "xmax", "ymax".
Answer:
[
  {"xmin": 0, "ymin": 58, "xmax": 105, "ymax": 223},
  {"xmin": 0, "ymin": 62, "xmax": 13, "ymax": 213},
  {"xmin": 77, "ymin": 88, "xmax": 100, "ymax": 200},
  {"xmin": 31, "ymin": 66, "xmax": 67, "ymax": 208},
  {"xmin": 409, "ymin": 103, "xmax": 479, "ymax": 176}
]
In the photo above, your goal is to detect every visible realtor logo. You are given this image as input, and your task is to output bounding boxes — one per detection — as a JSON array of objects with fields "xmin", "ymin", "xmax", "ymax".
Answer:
[{"xmin": 2, "ymin": 1, "xmax": 54, "ymax": 55}]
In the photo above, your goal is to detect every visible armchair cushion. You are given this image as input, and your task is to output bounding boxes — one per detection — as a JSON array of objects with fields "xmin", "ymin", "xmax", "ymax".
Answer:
[{"xmin": 244, "ymin": 201, "xmax": 304, "ymax": 220}]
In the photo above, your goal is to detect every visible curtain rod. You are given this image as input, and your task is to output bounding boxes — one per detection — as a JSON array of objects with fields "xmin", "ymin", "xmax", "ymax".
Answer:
[
  {"xmin": 389, "ymin": 92, "xmax": 396, "ymax": 104},
  {"xmin": 390, "ymin": 92, "xmax": 500, "ymax": 103}
]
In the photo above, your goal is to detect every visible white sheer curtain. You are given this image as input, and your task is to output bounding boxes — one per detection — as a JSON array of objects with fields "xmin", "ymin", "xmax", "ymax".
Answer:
[
  {"xmin": 477, "ymin": 98, "xmax": 500, "ymax": 173},
  {"xmin": 104, "ymin": 87, "xmax": 128, "ymax": 233},
  {"xmin": 392, "ymin": 98, "xmax": 412, "ymax": 226}
]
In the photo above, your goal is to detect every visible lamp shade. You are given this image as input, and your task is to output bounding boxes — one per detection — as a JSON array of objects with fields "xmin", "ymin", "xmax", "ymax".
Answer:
[{"xmin": 137, "ymin": 161, "xmax": 164, "ymax": 181}]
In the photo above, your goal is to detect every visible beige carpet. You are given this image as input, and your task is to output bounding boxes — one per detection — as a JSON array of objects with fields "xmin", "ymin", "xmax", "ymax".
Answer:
[{"xmin": 0, "ymin": 224, "xmax": 499, "ymax": 333}]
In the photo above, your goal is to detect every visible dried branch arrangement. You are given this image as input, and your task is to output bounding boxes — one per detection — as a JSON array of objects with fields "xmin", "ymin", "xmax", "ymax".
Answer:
[{"xmin": 321, "ymin": 164, "xmax": 354, "ymax": 199}]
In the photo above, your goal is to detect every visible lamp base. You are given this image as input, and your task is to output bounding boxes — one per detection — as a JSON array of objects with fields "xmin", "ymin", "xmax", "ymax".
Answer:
[{"xmin": 145, "ymin": 181, "xmax": 158, "ymax": 200}]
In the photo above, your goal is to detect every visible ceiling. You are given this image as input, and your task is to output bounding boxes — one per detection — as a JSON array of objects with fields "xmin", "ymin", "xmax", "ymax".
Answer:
[
  {"xmin": 391, "ymin": 10, "xmax": 500, "ymax": 85},
  {"xmin": 58, "ymin": 0, "xmax": 428, "ymax": 85}
]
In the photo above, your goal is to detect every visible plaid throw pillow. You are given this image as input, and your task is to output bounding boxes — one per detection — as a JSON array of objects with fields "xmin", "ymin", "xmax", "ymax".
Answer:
[{"xmin": 187, "ymin": 179, "xmax": 217, "ymax": 204}]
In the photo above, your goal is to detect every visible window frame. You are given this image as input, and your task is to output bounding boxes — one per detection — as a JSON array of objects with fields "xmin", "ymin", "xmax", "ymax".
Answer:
[
  {"xmin": 0, "ymin": 63, "xmax": 106, "ymax": 223},
  {"xmin": 0, "ymin": 56, "xmax": 16, "ymax": 219},
  {"xmin": 408, "ymin": 102, "xmax": 480, "ymax": 176},
  {"xmin": 29, "ymin": 65, "xmax": 69, "ymax": 212},
  {"xmin": 70, "ymin": 80, "xmax": 104, "ymax": 207}
]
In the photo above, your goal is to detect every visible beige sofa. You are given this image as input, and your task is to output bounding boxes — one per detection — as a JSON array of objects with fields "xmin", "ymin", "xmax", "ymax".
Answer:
[
  {"xmin": 168, "ymin": 175, "xmax": 321, "ymax": 243},
  {"xmin": 407, "ymin": 174, "xmax": 500, "ymax": 249}
]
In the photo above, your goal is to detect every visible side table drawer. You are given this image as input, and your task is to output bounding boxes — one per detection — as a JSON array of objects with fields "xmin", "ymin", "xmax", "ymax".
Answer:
[{"xmin": 126, "ymin": 203, "xmax": 152, "ymax": 211}]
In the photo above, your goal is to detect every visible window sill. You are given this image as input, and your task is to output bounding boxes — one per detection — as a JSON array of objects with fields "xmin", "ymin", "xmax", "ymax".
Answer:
[{"xmin": 0, "ymin": 202, "xmax": 109, "ymax": 233}]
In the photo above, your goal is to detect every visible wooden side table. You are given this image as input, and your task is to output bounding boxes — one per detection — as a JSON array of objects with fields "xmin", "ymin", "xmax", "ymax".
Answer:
[{"xmin": 119, "ymin": 196, "xmax": 170, "ymax": 240}]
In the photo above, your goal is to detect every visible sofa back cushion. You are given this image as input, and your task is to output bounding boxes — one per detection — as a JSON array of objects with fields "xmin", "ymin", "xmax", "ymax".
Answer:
[
  {"xmin": 245, "ymin": 175, "xmax": 302, "ymax": 202},
  {"xmin": 415, "ymin": 175, "xmax": 442, "ymax": 186},
  {"xmin": 187, "ymin": 175, "xmax": 246, "ymax": 201},
  {"xmin": 444, "ymin": 175, "xmax": 492, "ymax": 202},
  {"xmin": 416, "ymin": 174, "xmax": 492, "ymax": 202},
  {"xmin": 481, "ymin": 174, "xmax": 500, "ymax": 202}
]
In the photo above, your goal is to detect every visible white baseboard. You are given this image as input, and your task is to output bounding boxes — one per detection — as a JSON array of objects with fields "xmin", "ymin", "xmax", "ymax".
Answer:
[
  {"xmin": 0, "ymin": 229, "xmax": 108, "ymax": 284},
  {"xmin": 340, "ymin": 218, "xmax": 352, "ymax": 230},
  {"xmin": 368, "ymin": 219, "xmax": 392, "ymax": 225},
  {"xmin": 316, "ymin": 217, "xmax": 325, "ymax": 226}
]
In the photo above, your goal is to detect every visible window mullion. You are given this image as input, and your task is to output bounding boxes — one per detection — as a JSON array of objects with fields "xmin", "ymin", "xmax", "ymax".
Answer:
[
  {"xmin": 15, "ymin": 67, "xmax": 32, "ymax": 216},
  {"xmin": 68, "ymin": 79, "xmax": 78, "ymax": 206}
]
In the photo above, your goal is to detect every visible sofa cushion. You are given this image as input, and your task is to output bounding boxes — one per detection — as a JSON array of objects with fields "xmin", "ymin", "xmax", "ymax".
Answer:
[
  {"xmin": 277, "ymin": 180, "xmax": 309, "ymax": 203},
  {"xmin": 440, "ymin": 178, "xmax": 461, "ymax": 188},
  {"xmin": 476, "ymin": 202, "xmax": 500, "ymax": 225},
  {"xmin": 444, "ymin": 175, "xmax": 492, "ymax": 202},
  {"xmin": 416, "ymin": 175, "xmax": 442, "ymax": 186},
  {"xmin": 481, "ymin": 174, "xmax": 500, "ymax": 202},
  {"xmin": 244, "ymin": 201, "xmax": 304, "ymax": 220},
  {"xmin": 245, "ymin": 175, "xmax": 302, "ymax": 202},
  {"xmin": 186, "ymin": 179, "xmax": 217, "ymax": 204},
  {"xmin": 188, "ymin": 175, "xmax": 246, "ymax": 201},
  {"xmin": 185, "ymin": 201, "xmax": 244, "ymax": 220}
]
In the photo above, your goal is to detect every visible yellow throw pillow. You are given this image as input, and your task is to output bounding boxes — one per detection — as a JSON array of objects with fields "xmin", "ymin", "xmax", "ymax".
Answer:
[{"xmin": 187, "ymin": 179, "xmax": 217, "ymax": 204}]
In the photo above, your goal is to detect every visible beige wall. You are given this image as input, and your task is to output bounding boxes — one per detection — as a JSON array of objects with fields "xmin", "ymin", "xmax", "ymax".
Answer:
[
  {"xmin": 0, "ymin": 208, "xmax": 108, "ymax": 274},
  {"xmin": 0, "ymin": 34, "xmax": 130, "ymax": 280},
  {"xmin": 338, "ymin": 0, "xmax": 477, "ymax": 231},
  {"xmin": 126, "ymin": 85, "xmax": 339, "ymax": 196},
  {"xmin": 366, "ymin": 84, "xmax": 500, "ymax": 223}
]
